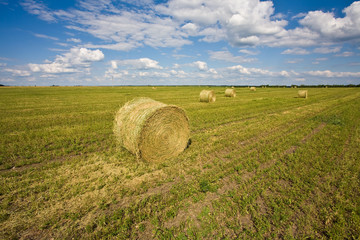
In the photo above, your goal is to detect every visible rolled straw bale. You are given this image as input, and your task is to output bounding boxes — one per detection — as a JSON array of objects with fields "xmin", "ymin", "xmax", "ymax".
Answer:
[
  {"xmin": 199, "ymin": 90, "xmax": 216, "ymax": 103},
  {"xmin": 225, "ymin": 88, "xmax": 236, "ymax": 97},
  {"xmin": 114, "ymin": 97, "xmax": 190, "ymax": 162},
  {"xmin": 298, "ymin": 90, "xmax": 308, "ymax": 98},
  {"xmin": 250, "ymin": 87, "xmax": 256, "ymax": 91}
]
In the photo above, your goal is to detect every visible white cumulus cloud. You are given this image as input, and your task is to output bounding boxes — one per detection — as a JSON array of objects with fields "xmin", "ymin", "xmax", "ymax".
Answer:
[
  {"xmin": 28, "ymin": 47, "xmax": 104, "ymax": 73},
  {"xmin": 299, "ymin": 1, "xmax": 360, "ymax": 43},
  {"xmin": 157, "ymin": 0, "xmax": 287, "ymax": 47},
  {"xmin": 193, "ymin": 61, "xmax": 208, "ymax": 71},
  {"xmin": 3, "ymin": 68, "xmax": 31, "ymax": 77},
  {"xmin": 281, "ymin": 48, "xmax": 310, "ymax": 55},
  {"xmin": 313, "ymin": 46, "xmax": 342, "ymax": 54},
  {"xmin": 209, "ymin": 50, "xmax": 256, "ymax": 63},
  {"xmin": 118, "ymin": 58, "xmax": 163, "ymax": 70},
  {"xmin": 335, "ymin": 51, "xmax": 354, "ymax": 57},
  {"xmin": 227, "ymin": 64, "xmax": 290, "ymax": 77}
]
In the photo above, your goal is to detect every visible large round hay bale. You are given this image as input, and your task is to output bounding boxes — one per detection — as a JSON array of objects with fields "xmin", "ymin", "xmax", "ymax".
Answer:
[
  {"xmin": 199, "ymin": 90, "xmax": 216, "ymax": 103},
  {"xmin": 225, "ymin": 88, "xmax": 236, "ymax": 97},
  {"xmin": 298, "ymin": 90, "xmax": 308, "ymax": 98},
  {"xmin": 114, "ymin": 97, "xmax": 190, "ymax": 162},
  {"xmin": 250, "ymin": 87, "xmax": 256, "ymax": 91}
]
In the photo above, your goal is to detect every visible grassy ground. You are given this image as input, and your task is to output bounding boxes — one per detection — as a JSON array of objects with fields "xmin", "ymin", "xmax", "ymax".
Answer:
[{"xmin": 1, "ymin": 86, "xmax": 359, "ymax": 239}]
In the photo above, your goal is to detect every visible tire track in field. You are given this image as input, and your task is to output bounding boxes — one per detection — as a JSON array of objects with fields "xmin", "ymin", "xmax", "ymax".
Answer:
[
  {"xmin": 161, "ymin": 121, "xmax": 326, "ymax": 233},
  {"xmin": 205, "ymin": 94, "xmax": 344, "ymax": 163},
  {"xmin": 283, "ymin": 122, "xmax": 327, "ymax": 155},
  {"xmin": 160, "ymin": 117, "xmax": 333, "ymax": 232},
  {"xmin": 160, "ymin": 122, "xmax": 311, "ymax": 231},
  {"xmin": 191, "ymin": 102, "xmax": 302, "ymax": 135}
]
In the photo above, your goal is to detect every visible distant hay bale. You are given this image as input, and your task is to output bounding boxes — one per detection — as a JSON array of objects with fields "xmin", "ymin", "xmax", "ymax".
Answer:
[
  {"xmin": 225, "ymin": 88, "xmax": 236, "ymax": 97},
  {"xmin": 152, "ymin": 87, "xmax": 157, "ymax": 90},
  {"xmin": 114, "ymin": 97, "xmax": 190, "ymax": 162},
  {"xmin": 199, "ymin": 90, "xmax": 216, "ymax": 103},
  {"xmin": 298, "ymin": 90, "xmax": 308, "ymax": 98},
  {"xmin": 250, "ymin": 87, "xmax": 256, "ymax": 91}
]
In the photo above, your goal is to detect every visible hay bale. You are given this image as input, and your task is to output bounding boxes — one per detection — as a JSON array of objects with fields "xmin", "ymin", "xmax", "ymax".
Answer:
[
  {"xmin": 114, "ymin": 97, "xmax": 190, "ymax": 162},
  {"xmin": 298, "ymin": 90, "xmax": 308, "ymax": 98},
  {"xmin": 225, "ymin": 88, "xmax": 236, "ymax": 97},
  {"xmin": 199, "ymin": 90, "xmax": 216, "ymax": 103},
  {"xmin": 250, "ymin": 87, "xmax": 256, "ymax": 91}
]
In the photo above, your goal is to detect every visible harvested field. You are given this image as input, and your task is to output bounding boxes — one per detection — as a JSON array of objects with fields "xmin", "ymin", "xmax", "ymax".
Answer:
[{"xmin": 1, "ymin": 86, "xmax": 359, "ymax": 239}]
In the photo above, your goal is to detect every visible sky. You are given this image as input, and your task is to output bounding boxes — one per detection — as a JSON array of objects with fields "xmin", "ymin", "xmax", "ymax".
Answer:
[{"xmin": 0, "ymin": 0, "xmax": 360, "ymax": 86}]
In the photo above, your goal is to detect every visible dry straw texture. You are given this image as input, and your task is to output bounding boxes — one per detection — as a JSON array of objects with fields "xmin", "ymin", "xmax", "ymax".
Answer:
[
  {"xmin": 200, "ymin": 90, "xmax": 216, "ymax": 102},
  {"xmin": 250, "ymin": 87, "xmax": 256, "ymax": 91},
  {"xmin": 298, "ymin": 90, "xmax": 308, "ymax": 98},
  {"xmin": 114, "ymin": 97, "xmax": 190, "ymax": 162},
  {"xmin": 225, "ymin": 88, "xmax": 236, "ymax": 97}
]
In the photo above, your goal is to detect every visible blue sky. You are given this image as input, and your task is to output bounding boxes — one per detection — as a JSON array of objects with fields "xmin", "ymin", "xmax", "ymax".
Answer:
[{"xmin": 0, "ymin": 0, "xmax": 359, "ymax": 86}]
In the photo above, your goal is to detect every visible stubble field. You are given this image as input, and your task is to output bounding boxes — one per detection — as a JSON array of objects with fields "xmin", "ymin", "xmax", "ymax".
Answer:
[{"xmin": 1, "ymin": 86, "xmax": 359, "ymax": 239}]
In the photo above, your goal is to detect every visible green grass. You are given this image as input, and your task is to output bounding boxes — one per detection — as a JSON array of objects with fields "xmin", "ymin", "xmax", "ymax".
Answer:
[{"xmin": 1, "ymin": 86, "xmax": 359, "ymax": 239}]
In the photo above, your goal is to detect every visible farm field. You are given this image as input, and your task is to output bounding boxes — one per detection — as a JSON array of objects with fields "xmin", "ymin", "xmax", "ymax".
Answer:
[{"xmin": 1, "ymin": 86, "xmax": 360, "ymax": 239}]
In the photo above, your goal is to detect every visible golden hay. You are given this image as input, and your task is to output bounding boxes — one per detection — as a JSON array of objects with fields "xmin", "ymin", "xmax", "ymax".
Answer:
[
  {"xmin": 225, "ymin": 88, "xmax": 236, "ymax": 97},
  {"xmin": 250, "ymin": 87, "xmax": 256, "ymax": 91},
  {"xmin": 199, "ymin": 90, "xmax": 216, "ymax": 103},
  {"xmin": 114, "ymin": 97, "xmax": 190, "ymax": 162},
  {"xmin": 298, "ymin": 90, "xmax": 308, "ymax": 98}
]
